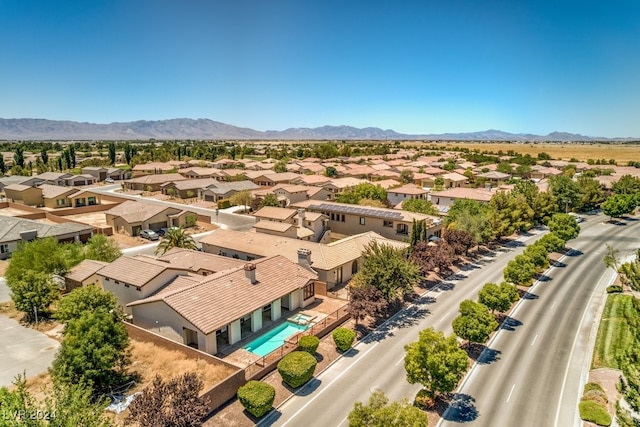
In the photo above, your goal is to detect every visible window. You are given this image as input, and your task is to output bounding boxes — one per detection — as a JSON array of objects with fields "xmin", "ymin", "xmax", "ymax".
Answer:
[
  {"xmin": 383, "ymin": 220, "xmax": 393, "ymax": 228},
  {"xmin": 136, "ymin": 287, "xmax": 141, "ymax": 292},
  {"xmin": 359, "ymin": 217, "xmax": 365, "ymax": 225},
  {"xmin": 303, "ymin": 282, "xmax": 315, "ymax": 300},
  {"xmin": 0, "ymin": 244, "xmax": 8, "ymax": 254},
  {"xmin": 397, "ymin": 224, "xmax": 408, "ymax": 235},
  {"xmin": 56, "ymin": 199, "xmax": 66, "ymax": 206},
  {"xmin": 341, "ymin": 214, "xmax": 346, "ymax": 222}
]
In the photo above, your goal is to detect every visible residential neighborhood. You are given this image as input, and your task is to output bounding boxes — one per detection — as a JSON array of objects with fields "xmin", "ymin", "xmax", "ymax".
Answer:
[{"xmin": 1, "ymin": 140, "xmax": 640, "ymax": 427}]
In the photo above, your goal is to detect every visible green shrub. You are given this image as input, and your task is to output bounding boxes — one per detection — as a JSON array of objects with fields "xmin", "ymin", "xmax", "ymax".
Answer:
[
  {"xmin": 582, "ymin": 389, "xmax": 608, "ymax": 407},
  {"xmin": 298, "ymin": 335, "xmax": 320, "ymax": 355},
  {"xmin": 584, "ymin": 382, "xmax": 605, "ymax": 394},
  {"xmin": 277, "ymin": 351, "xmax": 317, "ymax": 388},
  {"xmin": 414, "ymin": 389, "xmax": 435, "ymax": 409},
  {"xmin": 579, "ymin": 401, "xmax": 612, "ymax": 426},
  {"xmin": 332, "ymin": 328, "xmax": 356, "ymax": 352},
  {"xmin": 217, "ymin": 199, "xmax": 231, "ymax": 209},
  {"xmin": 606, "ymin": 285, "xmax": 623, "ymax": 294},
  {"xmin": 237, "ymin": 380, "xmax": 275, "ymax": 418}
]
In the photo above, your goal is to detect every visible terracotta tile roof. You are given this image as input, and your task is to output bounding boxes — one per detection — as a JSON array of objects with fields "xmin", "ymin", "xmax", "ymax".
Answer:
[
  {"xmin": 477, "ymin": 171, "xmax": 510, "ymax": 179},
  {"xmin": 40, "ymin": 184, "xmax": 78, "ymax": 199},
  {"xmin": 97, "ymin": 255, "xmax": 189, "ymax": 287},
  {"xmin": 156, "ymin": 248, "xmax": 246, "ymax": 273},
  {"xmin": 66, "ymin": 259, "xmax": 109, "ymax": 282},
  {"xmin": 254, "ymin": 206, "xmax": 297, "ymax": 221},
  {"xmin": 104, "ymin": 200, "xmax": 174, "ymax": 223},
  {"xmin": 430, "ymin": 188, "xmax": 494, "ymax": 202},
  {"xmin": 373, "ymin": 179, "xmax": 402, "ymax": 189},
  {"xmin": 291, "ymin": 199, "xmax": 440, "ymax": 224},
  {"xmin": 4, "ymin": 183, "xmax": 36, "ymax": 192},
  {"xmin": 292, "ymin": 175, "xmax": 332, "ymax": 186},
  {"xmin": 126, "ymin": 173, "xmax": 187, "ymax": 185},
  {"xmin": 0, "ymin": 216, "xmax": 93, "ymax": 243},
  {"xmin": 442, "ymin": 172, "xmax": 468, "ymax": 182},
  {"xmin": 200, "ymin": 229, "xmax": 407, "ymax": 271},
  {"xmin": 325, "ymin": 177, "xmax": 368, "ymax": 189},
  {"xmin": 387, "ymin": 184, "xmax": 428, "ymax": 195},
  {"xmin": 128, "ymin": 255, "xmax": 318, "ymax": 334},
  {"xmin": 254, "ymin": 220, "xmax": 294, "ymax": 232},
  {"xmin": 161, "ymin": 178, "xmax": 218, "ymax": 191}
]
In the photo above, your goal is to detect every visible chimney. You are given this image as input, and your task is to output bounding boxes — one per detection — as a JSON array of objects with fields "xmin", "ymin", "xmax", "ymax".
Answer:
[
  {"xmin": 244, "ymin": 263, "xmax": 257, "ymax": 284},
  {"xmin": 297, "ymin": 208, "xmax": 306, "ymax": 228},
  {"xmin": 297, "ymin": 248, "xmax": 316, "ymax": 273}
]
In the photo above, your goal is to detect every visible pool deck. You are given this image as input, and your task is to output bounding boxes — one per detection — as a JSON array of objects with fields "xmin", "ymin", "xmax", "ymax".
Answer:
[{"xmin": 220, "ymin": 296, "xmax": 348, "ymax": 368}]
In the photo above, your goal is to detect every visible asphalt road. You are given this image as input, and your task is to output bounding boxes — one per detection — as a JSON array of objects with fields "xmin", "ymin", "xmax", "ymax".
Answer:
[
  {"xmin": 259, "ymin": 227, "xmax": 551, "ymax": 427},
  {"xmin": 91, "ymin": 184, "xmax": 257, "ymax": 231},
  {"xmin": 440, "ymin": 215, "xmax": 640, "ymax": 427}
]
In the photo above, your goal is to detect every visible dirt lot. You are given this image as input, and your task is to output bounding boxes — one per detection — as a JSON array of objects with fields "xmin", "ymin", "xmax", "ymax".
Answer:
[{"xmin": 430, "ymin": 142, "xmax": 640, "ymax": 164}]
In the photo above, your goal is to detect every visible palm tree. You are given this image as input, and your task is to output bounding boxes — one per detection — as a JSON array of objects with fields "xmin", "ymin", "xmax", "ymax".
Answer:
[{"xmin": 155, "ymin": 227, "xmax": 198, "ymax": 255}]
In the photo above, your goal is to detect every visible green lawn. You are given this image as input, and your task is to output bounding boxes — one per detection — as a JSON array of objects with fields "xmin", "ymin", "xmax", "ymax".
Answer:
[{"xmin": 592, "ymin": 294, "xmax": 636, "ymax": 369}]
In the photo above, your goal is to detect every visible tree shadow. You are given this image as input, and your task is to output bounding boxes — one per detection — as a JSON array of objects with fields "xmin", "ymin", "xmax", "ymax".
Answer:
[
  {"xmin": 535, "ymin": 273, "xmax": 552, "ymax": 282},
  {"xmin": 448, "ymin": 273, "xmax": 466, "ymax": 281},
  {"xmin": 564, "ymin": 248, "xmax": 584, "ymax": 256},
  {"xmin": 518, "ymin": 289, "xmax": 539, "ymax": 300},
  {"xmin": 500, "ymin": 316, "xmax": 523, "ymax": 331},
  {"xmin": 459, "ymin": 263, "xmax": 481, "ymax": 271},
  {"xmin": 465, "ymin": 343, "xmax": 501, "ymax": 365},
  {"xmin": 438, "ymin": 282, "xmax": 455, "ymax": 291},
  {"xmin": 552, "ymin": 260, "xmax": 566, "ymax": 268},
  {"xmin": 282, "ymin": 377, "xmax": 322, "ymax": 396},
  {"xmin": 251, "ymin": 408, "xmax": 281, "ymax": 426},
  {"xmin": 442, "ymin": 393, "xmax": 479, "ymax": 422}
]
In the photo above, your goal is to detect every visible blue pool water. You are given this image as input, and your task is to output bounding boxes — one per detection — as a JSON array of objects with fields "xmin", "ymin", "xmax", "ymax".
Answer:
[{"xmin": 243, "ymin": 322, "xmax": 310, "ymax": 357}]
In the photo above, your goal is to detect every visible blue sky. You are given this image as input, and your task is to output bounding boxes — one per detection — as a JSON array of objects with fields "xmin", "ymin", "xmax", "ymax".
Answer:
[{"xmin": 1, "ymin": 1, "xmax": 639, "ymax": 137}]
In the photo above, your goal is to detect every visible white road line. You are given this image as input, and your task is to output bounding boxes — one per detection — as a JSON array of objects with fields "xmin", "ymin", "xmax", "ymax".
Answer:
[
  {"xmin": 531, "ymin": 334, "xmax": 538, "ymax": 346},
  {"xmin": 506, "ymin": 384, "xmax": 516, "ymax": 403},
  {"xmin": 551, "ymin": 300, "xmax": 557, "ymax": 309},
  {"xmin": 395, "ymin": 355, "xmax": 405, "ymax": 366},
  {"xmin": 439, "ymin": 311, "xmax": 450, "ymax": 323},
  {"xmin": 278, "ymin": 341, "xmax": 380, "ymax": 427},
  {"xmin": 337, "ymin": 416, "xmax": 348, "ymax": 426}
]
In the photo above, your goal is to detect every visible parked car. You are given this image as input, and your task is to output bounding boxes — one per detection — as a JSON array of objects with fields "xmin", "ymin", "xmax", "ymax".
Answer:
[
  {"xmin": 105, "ymin": 177, "xmax": 115, "ymax": 183},
  {"xmin": 569, "ymin": 212, "xmax": 585, "ymax": 223},
  {"xmin": 157, "ymin": 226, "xmax": 179, "ymax": 237},
  {"xmin": 139, "ymin": 229, "xmax": 159, "ymax": 240}
]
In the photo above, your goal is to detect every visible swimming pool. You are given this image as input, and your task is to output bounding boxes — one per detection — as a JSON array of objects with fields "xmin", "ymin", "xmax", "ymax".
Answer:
[{"xmin": 243, "ymin": 321, "xmax": 310, "ymax": 357}]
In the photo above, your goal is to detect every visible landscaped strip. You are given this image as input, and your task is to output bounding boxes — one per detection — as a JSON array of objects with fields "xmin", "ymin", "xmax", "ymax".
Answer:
[{"xmin": 591, "ymin": 294, "xmax": 635, "ymax": 370}]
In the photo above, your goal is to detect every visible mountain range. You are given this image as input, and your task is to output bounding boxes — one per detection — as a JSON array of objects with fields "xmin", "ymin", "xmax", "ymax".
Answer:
[{"xmin": 0, "ymin": 118, "xmax": 635, "ymax": 142}]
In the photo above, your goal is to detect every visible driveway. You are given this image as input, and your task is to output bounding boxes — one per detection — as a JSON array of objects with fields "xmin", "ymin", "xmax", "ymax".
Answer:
[{"xmin": 0, "ymin": 278, "xmax": 60, "ymax": 387}]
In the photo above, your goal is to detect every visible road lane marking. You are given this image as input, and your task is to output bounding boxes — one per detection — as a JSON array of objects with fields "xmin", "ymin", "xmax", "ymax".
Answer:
[
  {"xmin": 531, "ymin": 334, "xmax": 538, "ymax": 346},
  {"xmin": 277, "ymin": 341, "xmax": 381, "ymax": 427},
  {"xmin": 395, "ymin": 355, "xmax": 405, "ymax": 366},
  {"xmin": 551, "ymin": 301, "xmax": 557, "ymax": 309},
  {"xmin": 439, "ymin": 311, "xmax": 450, "ymax": 323},
  {"xmin": 506, "ymin": 384, "xmax": 515, "ymax": 403}
]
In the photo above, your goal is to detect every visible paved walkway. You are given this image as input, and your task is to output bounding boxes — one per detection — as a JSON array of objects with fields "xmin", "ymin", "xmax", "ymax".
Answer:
[{"xmin": 0, "ymin": 277, "xmax": 60, "ymax": 386}]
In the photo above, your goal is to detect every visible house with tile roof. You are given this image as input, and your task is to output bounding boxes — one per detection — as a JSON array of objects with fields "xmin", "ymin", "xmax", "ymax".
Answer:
[
  {"xmin": 290, "ymin": 199, "xmax": 442, "ymax": 242},
  {"xmin": 160, "ymin": 178, "xmax": 219, "ymax": 199},
  {"xmin": 64, "ymin": 259, "xmax": 108, "ymax": 292},
  {"xmin": 104, "ymin": 200, "xmax": 191, "ymax": 236},
  {"xmin": 4, "ymin": 184, "xmax": 45, "ymax": 206},
  {"xmin": 200, "ymin": 229, "xmax": 408, "ymax": 289},
  {"xmin": 126, "ymin": 255, "xmax": 319, "ymax": 354},
  {"xmin": 253, "ymin": 206, "xmax": 328, "ymax": 241},
  {"xmin": 0, "ymin": 216, "xmax": 94, "ymax": 260},
  {"xmin": 386, "ymin": 184, "xmax": 429, "ymax": 207},
  {"xmin": 123, "ymin": 173, "xmax": 187, "ymax": 192},
  {"xmin": 430, "ymin": 187, "xmax": 495, "ymax": 207}
]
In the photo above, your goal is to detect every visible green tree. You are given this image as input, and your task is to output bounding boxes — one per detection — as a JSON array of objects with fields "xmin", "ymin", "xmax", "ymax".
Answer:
[
  {"xmin": 549, "ymin": 175, "xmax": 582, "ymax": 212},
  {"xmin": 7, "ymin": 271, "xmax": 59, "ymax": 322},
  {"xmin": 230, "ymin": 190, "xmax": 253, "ymax": 208},
  {"xmin": 523, "ymin": 243, "xmax": 549, "ymax": 271},
  {"xmin": 7, "ymin": 238, "xmax": 85, "ymax": 284},
  {"xmin": 258, "ymin": 193, "xmax": 280, "ymax": 207},
  {"xmin": 503, "ymin": 254, "xmax": 536, "ymax": 286},
  {"xmin": 478, "ymin": 282, "xmax": 519, "ymax": 314},
  {"xmin": 155, "ymin": 228, "xmax": 198, "ymax": 255},
  {"xmin": 537, "ymin": 233, "xmax": 566, "ymax": 253},
  {"xmin": 434, "ymin": 176, "xmax": 444, "ymax": 190},
  {"xmin": 55, "ymin": 286, "xmax": 119, "ymax": 325},
  {"xmin": 359, "ymin": 241, "xmax": 420, "ymax": 302},
  {"xmin": 108, "ymin": 142, "xmax": 116, "ymax": 165},
  {"xmin": 124, "ymin": 143, "xmax": 133, "ymax": 165},
  {"xmin": 402, "ymin": 198, "xmax": 439, "ymax": 215},
  {"xmin": 618, "ymin": 249, "xmax": 640, "ymax": 292},
  {"xmin": 497, "ymin": 162, "xmax": 513, "ymax": 174},
  {"xmin": 601, "ymin": 194, "xmax": 635, "ymax": 219},
  {"xmin": 404, "ymin": 327, "xmax": 468, "ymax": 397},
  {"xmin": 40, "ymin": 147, "xmax": 49, "ymax": 165},
  {"xmin": 337, "ymin": 183, "xmax": 387, "ymax": 205},
  {"xmin": 577, "ymin": 175, "xmax": 605, "ymax": 211},
  {"xmin": 612, "ymin": 174, "xmax": 640, "ymax": 195},
  {"xmin": 399, "ymin": 169, "xmax": 414, "ymax": 184},
  {"xmin": 548, "ymin": 213, "xmax": 580, "ymax": 242},
  {"xmin": 0, "ymin": 374, "xmax": 114, "ymax": 427},
  {"xmin": 14, "ymin": 145, "xmax": 25, "ymax": 168},
  {"xmin": 348, "ymin": 391, "xmax": 428, "ymax": 427},
  {"xmin": 85, "ymin": 234, "xmax": 122, "ymax": 262},
  {"xmin": 602, "ymin": 244, "xmax": 620, "ymax": 272},
  {"xmin": 446, "ymin": 199, "xmax": 494, "ymax": 244},
  {"xmin": 452, "ymin": 300, "xmax": 498, "ymax": 345},
  {"xmin": 0, "ymin": 154, "xmax": 6, "ymax": 174},
  {"xmin": 324, "ymin": 166, "xmax": 338, "ymax": 177},
  {"xmin": 273, "ymin": 161, "xmax": 288, "ymax": 173},
  {"xmin": 51, "ymin": 310, "xmax": 131, "ymax": 392},
  {"xmin": 530, "ymin": 190, "xmax": 558, "ymax": 224}
]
